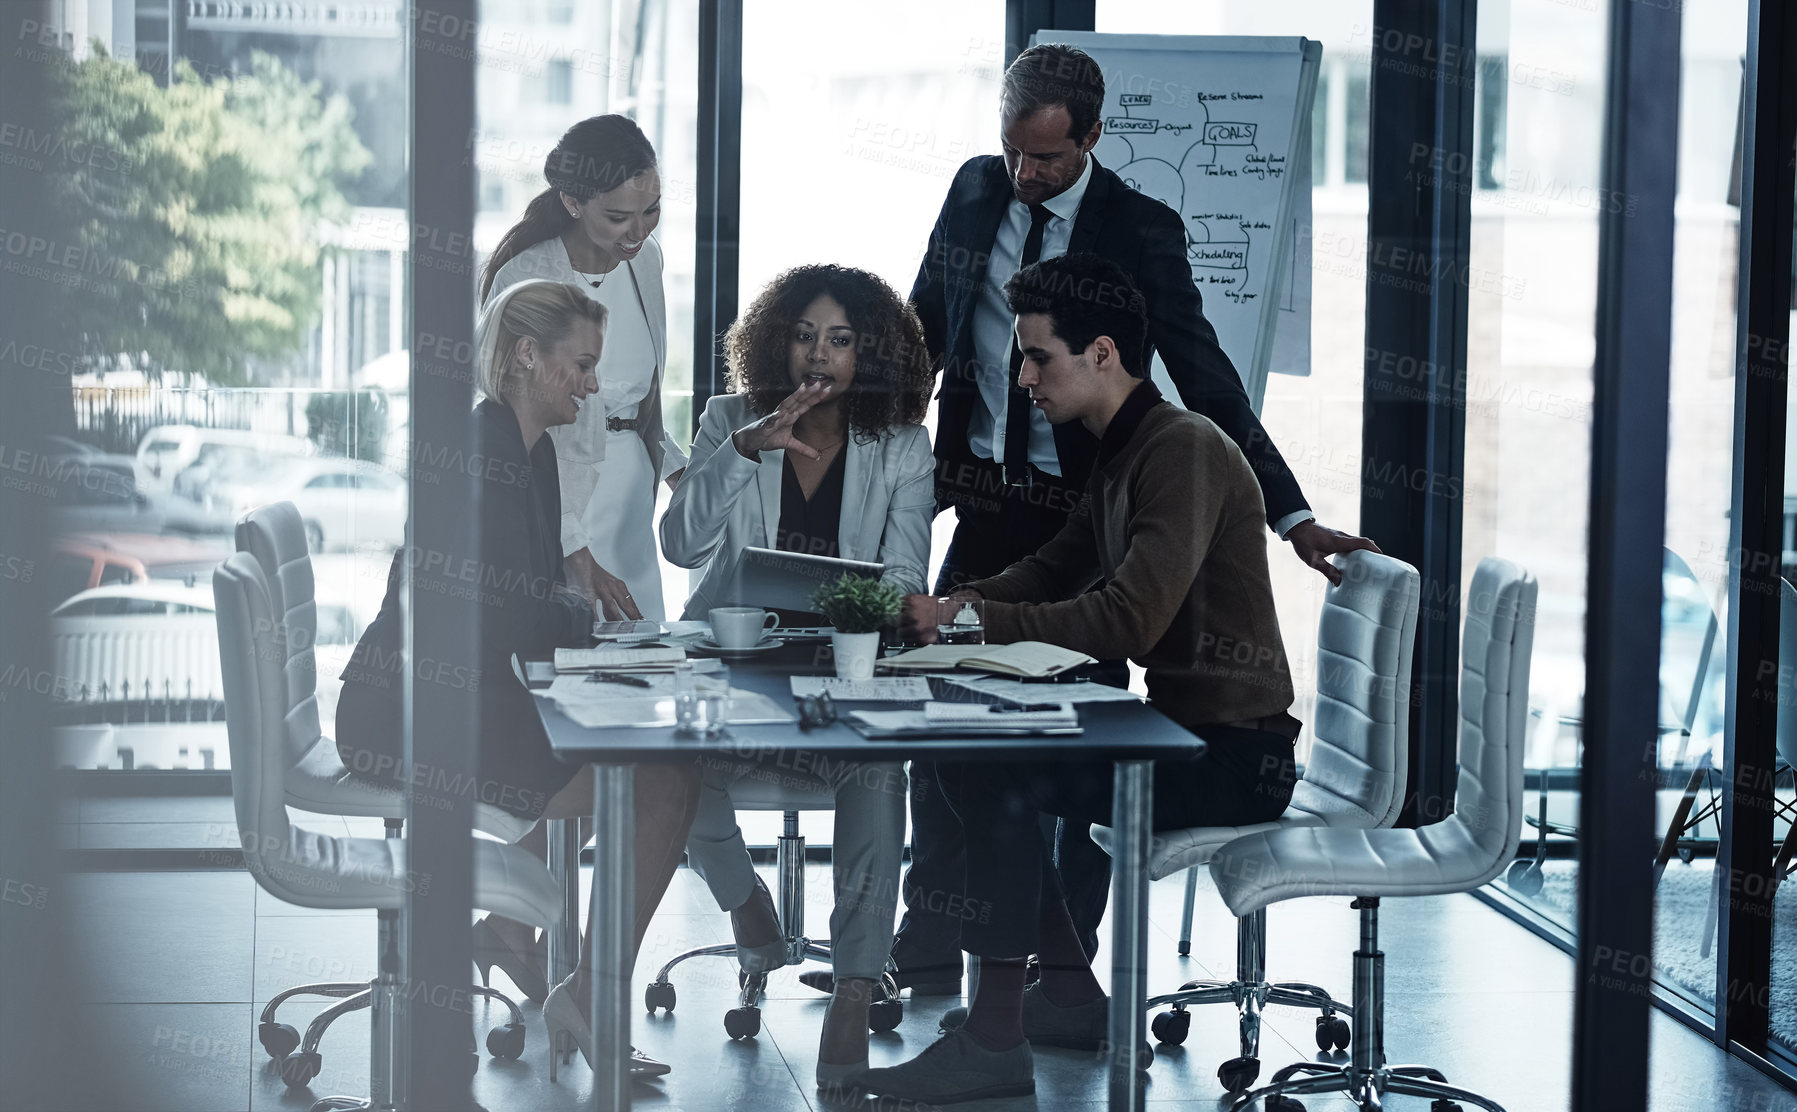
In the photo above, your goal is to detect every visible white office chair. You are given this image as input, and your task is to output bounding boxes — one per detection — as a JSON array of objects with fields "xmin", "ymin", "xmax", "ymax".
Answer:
[
  {"xmin": 216, "ymin": 552, "xmax": 565, "ymax": 1110},
  {"xmin": 233, "ymin": 503, "xmax": 558, "ymax": 1070},
  {"xmin": 1089, "ymin": 549, "xmax": 1419, "ymax": 1093},
  {"xmin": 642, "ymin": 779, "xmax": 905, "ymax": 1039},
  {"xmin": 1209, "ymin": 556, "xmax": 1537, "ymax": 1112}
]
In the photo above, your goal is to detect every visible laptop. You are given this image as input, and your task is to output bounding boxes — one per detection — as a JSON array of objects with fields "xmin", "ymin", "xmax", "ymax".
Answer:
[{"xmin": 730, "ymin": 546, "xmax": 884, "ymax": 614}]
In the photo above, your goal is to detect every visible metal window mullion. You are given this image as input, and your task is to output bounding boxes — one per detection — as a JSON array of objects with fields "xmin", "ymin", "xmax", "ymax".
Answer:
[
  {"xmin": 1718, "ymin": 0, "xmax": 1797, "ymax": 1055},
  {"xmin": 692, "ymin": 0, "xmax": 742, "ymax": 427},
  {"xmin": 1360, "ymin": 0, "xmax": 1474, "ymax": 830},
  {"xmin": 1571, "ymin": 2, "xmax": 1681, "ymax": 1108}
]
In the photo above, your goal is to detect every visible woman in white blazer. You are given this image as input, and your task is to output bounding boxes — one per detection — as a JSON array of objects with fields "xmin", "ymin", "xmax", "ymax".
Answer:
[
  {"xmin": 480, "ymin": 115, "xmax": 688, "ymax": 623},
  {"xmin": 660, "ymin": 264, "xmax": 933, "ymax": 1086}
]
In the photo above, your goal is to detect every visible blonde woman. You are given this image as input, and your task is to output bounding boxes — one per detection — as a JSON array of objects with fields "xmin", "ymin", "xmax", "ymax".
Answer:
[{"xmin": 335, "ymin": 280, "xmax": 697, "ymax": 1078}]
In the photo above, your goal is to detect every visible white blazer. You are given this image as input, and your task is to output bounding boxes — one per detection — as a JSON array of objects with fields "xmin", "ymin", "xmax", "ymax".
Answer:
[{"xmin": 661, "ymin": 393, "xmax": 936, "ymax": 620}]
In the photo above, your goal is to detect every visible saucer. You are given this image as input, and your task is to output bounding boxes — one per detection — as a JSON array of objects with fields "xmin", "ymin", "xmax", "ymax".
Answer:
[{"xmin": 691, "ymin": 636, "xmax": 783, "ymax": 658}]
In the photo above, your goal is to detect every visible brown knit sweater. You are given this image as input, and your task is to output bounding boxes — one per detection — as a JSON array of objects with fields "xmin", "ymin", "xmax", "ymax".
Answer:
[{"xmin": 968, "ymin": 381, "xmax": 1294, "ymax": 731}]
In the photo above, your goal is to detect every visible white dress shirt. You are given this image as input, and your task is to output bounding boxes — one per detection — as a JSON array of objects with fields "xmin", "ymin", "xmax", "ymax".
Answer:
[{"xmin": 966, "ymin": 155, "xmax": 1095, "ymax": 475}]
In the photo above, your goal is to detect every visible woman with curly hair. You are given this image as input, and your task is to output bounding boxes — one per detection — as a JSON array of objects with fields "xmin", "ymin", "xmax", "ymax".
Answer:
[{"xmin": 660, "ymin": 264, "xmax": 934, "ymax": 1090}]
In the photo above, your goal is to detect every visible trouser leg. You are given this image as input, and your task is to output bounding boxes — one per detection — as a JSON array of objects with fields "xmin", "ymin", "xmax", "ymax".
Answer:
[
  {"xmin": 819, "ymin": 760, "xmax": 908, "ymax": 980},
  {"xmin": 1054, "ymin": 816, "xmax": 1111, "ymax": 962},
  {"xmin": 683, "ymin": 756, "xmax": 756, "ymax": 913},
  {"xmin": 895, "ymin": 760, "xmax": 967, "ymax": 963},
  {"xmin": 898, "ymin": 493, "xmax": 1072, "ymax": 960},
  {"xmin": 938, "ymin": 761, "xmax": 1061, "ymax": 958}
]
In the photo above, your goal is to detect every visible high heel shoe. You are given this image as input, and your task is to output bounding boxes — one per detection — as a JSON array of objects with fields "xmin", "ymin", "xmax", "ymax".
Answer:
[
  {"xmin": 730, "ymin": 876, "xmax": 788, "ymax": 974},
  {"xmin": 472, "ymin": 915, "xmax": 549, "ymax": 1004},
  {"xmin": 542, "ymin": 977, "xmax": 671, "ymax": 1082}
]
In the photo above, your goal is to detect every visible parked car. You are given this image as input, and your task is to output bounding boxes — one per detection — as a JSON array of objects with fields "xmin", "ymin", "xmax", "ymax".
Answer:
[
  {"xmin": 51, "ymin": 581, "xmax": 223, "ymax": 706},
  {"xmin": 212, "ymin": 457, "xmax": 406, "ymax": 553},
  {"xmin": 56, "ymin": 533, "xmax": 232, "ymax": 593},
  {"xmin": 45, "ymin": 451, "xmax": 233, "ymax": 537},
  {"xmin": 49, "ymin": 543, "xmax": 147, "ymax": 603},
  {"xmin": 135, "ymin": 425, "xmax": 313, "ymax": 496}
]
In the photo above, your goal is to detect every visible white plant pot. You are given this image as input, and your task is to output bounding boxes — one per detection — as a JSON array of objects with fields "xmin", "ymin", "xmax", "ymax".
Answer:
[{"xmin": 831, "ymin": 630, "xmax": 881, "ymax": 680}]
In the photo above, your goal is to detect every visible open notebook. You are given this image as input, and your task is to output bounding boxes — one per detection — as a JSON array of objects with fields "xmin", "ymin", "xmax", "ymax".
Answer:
[{"xmin": 878, "ymin": 641, "xmax": 1095, "ymax": 679}]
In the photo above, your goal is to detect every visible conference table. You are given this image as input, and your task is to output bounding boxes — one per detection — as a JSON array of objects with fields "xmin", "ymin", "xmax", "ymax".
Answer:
[{"xmin": 537, "ymin": 639, "xmax": 1208, "ymax": 1112}]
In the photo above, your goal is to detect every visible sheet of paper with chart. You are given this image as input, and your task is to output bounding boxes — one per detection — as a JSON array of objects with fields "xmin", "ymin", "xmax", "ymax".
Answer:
[{"xmin": 1041, "ymin": 34, "xmax": 1321, "ymax": 411}]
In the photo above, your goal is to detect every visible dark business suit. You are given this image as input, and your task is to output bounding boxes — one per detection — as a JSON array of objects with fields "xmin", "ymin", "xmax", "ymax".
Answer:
[{"xmin": 900, "ymin": 154, "xmax": 1313, "ymax": 965}]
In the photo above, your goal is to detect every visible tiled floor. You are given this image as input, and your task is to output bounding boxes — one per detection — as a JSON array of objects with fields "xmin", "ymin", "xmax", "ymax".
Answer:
[{"xmin": 60, "ymin": 854, "xmax": 1797, "ymax": 1112}]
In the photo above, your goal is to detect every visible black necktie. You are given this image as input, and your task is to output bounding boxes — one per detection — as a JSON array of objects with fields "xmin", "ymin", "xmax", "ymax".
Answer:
[{"xmin": 1003, "ymin": 203, "xmax": 1054, "ymax": 487}]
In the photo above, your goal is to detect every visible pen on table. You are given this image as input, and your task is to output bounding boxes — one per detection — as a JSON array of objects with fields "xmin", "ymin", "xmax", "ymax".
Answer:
[{"xmin": 586, "ymin": 672, "xmax": 653, "ymax": 688}]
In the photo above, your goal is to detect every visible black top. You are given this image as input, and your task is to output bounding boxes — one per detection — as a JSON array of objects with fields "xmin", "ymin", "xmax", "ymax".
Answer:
[
  {"xmin": 774, "ymin": 448, "xmax": 847, "ymax": 561},
  {"xmin": 333, "ymin": 399, "xmax": 594, "ymax": 818},
  {"xmin": 907, "ymin": 153, "xmax": 1308, "ymax": 527},
  {"xmin": 340, "ymin": 398, "xmax": 591, "ymax": 693}
]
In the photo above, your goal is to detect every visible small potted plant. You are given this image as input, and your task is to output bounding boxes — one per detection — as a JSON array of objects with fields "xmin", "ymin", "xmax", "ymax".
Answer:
[{"xmin": 812, "ymin": 573, "xmax": 901, "ymax": 679}]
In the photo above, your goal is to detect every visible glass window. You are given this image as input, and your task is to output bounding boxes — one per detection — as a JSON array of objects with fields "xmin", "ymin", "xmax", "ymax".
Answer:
[
  {"xmin": 54, "ymin": 13, "xmax": 407, "ymax": 767},
  {"xmin": 740, "ymin": 0, "xmax": 1006, "ymax": 297},
  {"xmin": 544, "ymin": 60, "xmax": 573, "ymax": 105},
  {"xmin": 1097, "ymin": 0, "xmax": 1372, "ymax": 759},
  {"xmin": 1471, "ymin": 2, "xmax": 1752, "ymax": 1034},
  {"xmin": 473, "ymin": 0, "xmax": 700, "ymax": 622}
]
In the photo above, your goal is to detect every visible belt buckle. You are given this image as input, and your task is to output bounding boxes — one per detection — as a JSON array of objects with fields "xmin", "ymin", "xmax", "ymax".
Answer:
[{"xmin": 1002, "ymin": 464, "xmax": 1032, "ymax": 489}]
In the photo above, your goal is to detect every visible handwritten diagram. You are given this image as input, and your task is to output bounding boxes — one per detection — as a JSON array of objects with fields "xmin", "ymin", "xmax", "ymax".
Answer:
[{"xmin": 1102, "ymin": 90, "xmax": 1287, "ymax": 306}]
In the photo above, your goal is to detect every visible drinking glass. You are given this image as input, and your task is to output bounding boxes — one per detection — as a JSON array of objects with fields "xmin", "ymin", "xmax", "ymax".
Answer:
[
  {"xmin": 676, "ymin": 662, "xmax": 731, "ymax": 738},
  {"xmin": 936, "ymin": 596, "xmax": 985, "ymax": 644}
]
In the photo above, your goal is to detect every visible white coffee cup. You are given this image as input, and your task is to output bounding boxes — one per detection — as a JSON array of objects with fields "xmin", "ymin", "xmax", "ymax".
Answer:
[{"xmin": 709, "ymin": 607, "xmax": 778, "ymax": 649}]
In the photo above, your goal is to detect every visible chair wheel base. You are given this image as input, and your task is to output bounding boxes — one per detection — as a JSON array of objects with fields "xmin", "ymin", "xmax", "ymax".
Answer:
[
  {"xmin": 868, "ymin": 998, "xmax": 903, "ymax": 1033},
  {"xmin": 724, "ymin": 1006, "xmax": 761, "ymax": 1040},
  {"xmin": 486, "ymin": 1021, "xmax": 525, "ymax": 1059},
  {"xmin": 259, "ymin": 1020, "xmax": 300, "ymax": 1060},
  {"xmin": 1314, "ymin": 1014, "xmax": 1350, "ymax": 1051},
  {"xmin": 644, "ymin": 981, "xmax": 676, "ymax": 1014},
  {"xmin": 1151, "ymin": 1009, "xmax": 1191, "ymax": 1046},
  {"xmin": 1217, "ymin": 1055, "xmax": 1259, "ymax": 1091},
  {"xmin": 278, "ymin": 1051, "xmax": 322, "ymax": 1090}
]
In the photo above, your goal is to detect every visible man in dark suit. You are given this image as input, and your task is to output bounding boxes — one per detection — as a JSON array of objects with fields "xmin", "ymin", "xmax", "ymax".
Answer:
[{"xmin": 807, "ymin": 43, "xmax": 1376, "ymax": 999}]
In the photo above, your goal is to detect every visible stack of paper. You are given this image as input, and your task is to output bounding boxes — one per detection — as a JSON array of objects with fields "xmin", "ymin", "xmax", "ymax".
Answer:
[
  {"xmin": 789, "ymin": 676, "xmax": 933, "ymax": 702},
  {"xmin": 553, "ymin": 646, "xmax": 687, "ymax": 672}
]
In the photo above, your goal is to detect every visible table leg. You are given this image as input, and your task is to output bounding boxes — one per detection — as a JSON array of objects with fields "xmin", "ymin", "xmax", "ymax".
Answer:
[
  {"xmin": 1107, "ymin": 759, "xmax": 1152, "ymax": 1112},
  {"xmin": 547, "ymin": 818, "xmax": 582, "ymax": 986},
  {"xmin": 590, "ymin": 764, "xmax": 634, "ymax": 1112}
]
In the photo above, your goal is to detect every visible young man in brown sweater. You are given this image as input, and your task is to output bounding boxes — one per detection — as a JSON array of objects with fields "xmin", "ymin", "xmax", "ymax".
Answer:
[{"xmin": 853, "ymin": 254, "xmax": 1301, "ymax": 1103}]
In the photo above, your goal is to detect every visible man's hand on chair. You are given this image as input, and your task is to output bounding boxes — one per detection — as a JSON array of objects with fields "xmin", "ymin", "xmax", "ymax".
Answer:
[{"xmin": 1288, "ymin": 521, "xmax": 1382, "ymax": 587}]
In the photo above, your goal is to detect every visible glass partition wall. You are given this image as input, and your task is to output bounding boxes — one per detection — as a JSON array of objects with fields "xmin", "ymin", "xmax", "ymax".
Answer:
[
  {"xmin": 49, "ymin": 12, "xmax": 410, "ymax": 787},
  {"xmin": 1473, "ymin": 0, "xmax": 1758, "ymax": 1036}
]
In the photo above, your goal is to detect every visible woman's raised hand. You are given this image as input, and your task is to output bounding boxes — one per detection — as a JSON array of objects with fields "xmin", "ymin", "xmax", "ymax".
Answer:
[{"xmin": 730, "ymin": 380, "xmax": 830, "ymax": 461}]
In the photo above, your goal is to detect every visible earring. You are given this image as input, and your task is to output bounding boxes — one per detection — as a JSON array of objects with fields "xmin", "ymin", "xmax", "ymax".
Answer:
[{"xmin": 525, "ymin": 361, "xmax": 535, "ymax": 371}]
